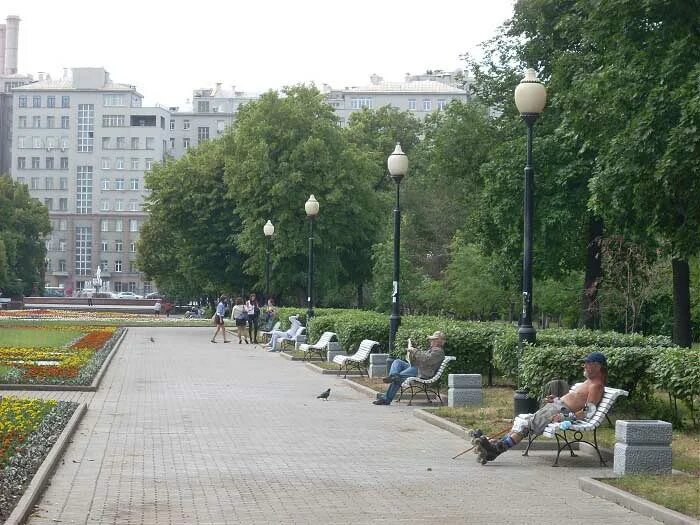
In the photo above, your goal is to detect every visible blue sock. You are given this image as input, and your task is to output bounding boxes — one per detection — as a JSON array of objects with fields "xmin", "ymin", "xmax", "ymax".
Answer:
[{"xmin": 501, "ymin": 435, "xmax": 517, "ymax": 449}]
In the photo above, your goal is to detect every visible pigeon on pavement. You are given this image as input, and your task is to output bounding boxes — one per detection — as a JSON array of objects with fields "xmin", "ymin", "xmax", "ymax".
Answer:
[
  {"xmin": 317, "ymin": 388, "xmax": 331, "ymax": 400},
  {"xmin": 149, "ymin": 337, "xmax": 155, "ymax": 343}
]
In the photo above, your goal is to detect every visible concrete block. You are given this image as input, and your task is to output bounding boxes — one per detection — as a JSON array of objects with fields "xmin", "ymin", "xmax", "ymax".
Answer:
[
  {"xmin": 613, "ymin": 420, "xmax": 673, "ymax": 475},
  {"xmin": 327, "ymin": 341, "xmax": 341, "ymax": 352},
  {"xmin": 448, "ymin": 388, "xmax": 482, "ymax": 407},
  {"xmin": 294, "ymin": 335, "xmax": 307, "ymax": 351},
  {"xmin": 369, "ymin": 353, "xmax": 388, "ymax": 365},
  {"xmin": 615, "ymin": 420, "xmax": 673, "ymax": 446},
  {"xmin": 614, "ymin": 443, "xmax": 672, "ymax": 475},
  {"xmin": 368, "ymin": 364, "xmax": 388, "ymax": 378},
  {"xmin": 448, "ymin": 374, "xmax": 482, "ymax": 389}
]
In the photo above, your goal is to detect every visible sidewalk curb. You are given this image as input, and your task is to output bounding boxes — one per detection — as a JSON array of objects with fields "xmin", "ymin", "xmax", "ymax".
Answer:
[
  {"xmin": 578, "ymin": 477, "xmax": 698, "ymax": 525},
  {"xmin": 5, "ymin": 402, "xmax": 87, "ymax": 525},
  {"xmin": 304, "ymin": 362, "xmax": 362, "ymax": 375},
  {"xmin": 0, "ymin": 327, "xmax": 128, "ymax": 392},
  {"xmin": 279, "ymin": 352, "xmax": 322, "ymax": 362},
  {"xmin": 342, "ymin": 378, "xmax": 380, "ymax": 398}
]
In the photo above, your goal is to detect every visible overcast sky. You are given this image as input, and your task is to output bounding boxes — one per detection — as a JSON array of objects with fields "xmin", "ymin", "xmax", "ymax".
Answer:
[{"xmin": 3, "ymin": 0, "xmax": 515, "ymax": 106}]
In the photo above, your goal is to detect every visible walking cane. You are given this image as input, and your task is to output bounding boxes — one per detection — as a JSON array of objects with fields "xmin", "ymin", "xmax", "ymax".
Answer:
[{"xmin": 451, "ymin": 426, "xmax": 512, "ymax": 460}]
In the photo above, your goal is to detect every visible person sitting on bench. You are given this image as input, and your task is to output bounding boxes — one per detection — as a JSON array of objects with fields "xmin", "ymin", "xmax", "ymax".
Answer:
[
  {"xmin": 474, "ymin": 352, "xmax": 607, "ymax": 463},
  {"xmin": 263, "ymin": 314, "xmax": 301, "ymax": 352},
  {"xmin": 373, "ymin": 331, "xmax": 446, "ymax": 406}
]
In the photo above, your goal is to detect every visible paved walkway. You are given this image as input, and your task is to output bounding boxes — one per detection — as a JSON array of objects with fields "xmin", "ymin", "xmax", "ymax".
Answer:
[{"xmin": 2, "ymin": 327, "xmax": 656, "ymax": 524}]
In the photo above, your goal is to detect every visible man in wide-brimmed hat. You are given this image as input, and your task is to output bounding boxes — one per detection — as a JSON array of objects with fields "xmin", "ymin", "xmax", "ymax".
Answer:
[{"xmin": 373, "ymin": 331, "xmax": 446, "ymax": 406}]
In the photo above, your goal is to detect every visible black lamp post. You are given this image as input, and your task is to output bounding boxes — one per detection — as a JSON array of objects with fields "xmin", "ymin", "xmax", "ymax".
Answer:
[
  {"xmin": 263, "ymin": 220, "xmax": 274, "ymax": 301},
  {"xmin": 513, "ymin": 68, "xmax": 547, "ymax": 415},
  {"xmin": 305, "ymin": 195, "xmax": 319, "ymax": 321},
  {"xmin": 387, "ymin": 143, "xmax": 408, "ymax": 353}
]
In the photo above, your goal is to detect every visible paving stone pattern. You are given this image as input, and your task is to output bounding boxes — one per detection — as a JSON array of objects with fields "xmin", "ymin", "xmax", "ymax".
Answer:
[{"xmin": 2, "ymin": 327, "xmax": 655, "ymax": 524}]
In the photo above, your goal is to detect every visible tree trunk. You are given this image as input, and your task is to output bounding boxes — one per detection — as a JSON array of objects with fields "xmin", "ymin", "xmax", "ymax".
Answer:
[
  {"xmin": 672, "ymin": 258, "xmax": 692, "ymax": 347},
  {"xmin": 580, "ymin": 216, "xmax": 603, "ymax": 329},
  {"xmin": 356, "ymin": 283, "xmax": 363, "ymax": 309}
]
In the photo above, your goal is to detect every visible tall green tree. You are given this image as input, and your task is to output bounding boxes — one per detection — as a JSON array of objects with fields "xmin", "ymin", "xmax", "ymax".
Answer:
[
  {"xmin": 0, "ymin": 174, "xmax": 50, "ymax": 295},
  {"xmin": 138, "ymin": 139, "xmax": 244, "ymax": 299},
  {"xmin": 225, "ymin": 85, "xmax": 383, "ymax": 306}
]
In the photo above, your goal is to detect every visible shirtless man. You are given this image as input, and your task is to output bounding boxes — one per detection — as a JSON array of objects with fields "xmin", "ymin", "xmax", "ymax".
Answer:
[{"xmin": 474, "ymin": 352, "xmax": 608, "ymax": 464}]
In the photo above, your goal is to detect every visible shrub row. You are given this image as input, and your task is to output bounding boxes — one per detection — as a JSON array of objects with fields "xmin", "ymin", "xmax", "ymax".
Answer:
[
  {"xmin": 520, "ymin": 346, "xmax": 680, "ymax": 397},
  {"xmin": 652, "ymin": 347, "xmax": 700, "ymax": 420},
  {"xmin": 493, "ymin": 328, "xmax": 673, "ymax": 382}
]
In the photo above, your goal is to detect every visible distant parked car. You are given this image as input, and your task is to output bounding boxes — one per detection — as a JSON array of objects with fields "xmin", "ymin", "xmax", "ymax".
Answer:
[
  {"xmin": 145, "ymin": 292, "xmax": 165, "ymax": 300},
  {"xmin": 115, "ymin": 291, "xmax": 143, "ymax": 299}
]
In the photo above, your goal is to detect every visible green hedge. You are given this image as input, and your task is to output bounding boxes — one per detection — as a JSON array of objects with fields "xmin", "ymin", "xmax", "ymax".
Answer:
[
  {"xmin": 652, "ymin": 347, "xmax": 700, "ymax": 422},
  {"xmin": 307, "ymin": 310, "xmax": 389, "ymax": 352},
  {"xmin": 520, "ymin": 345, "xmax": 675, "ymax": 399},
  {"xmin": 493, "ymin": 328, "xmax": 673, "ymax": 382}
]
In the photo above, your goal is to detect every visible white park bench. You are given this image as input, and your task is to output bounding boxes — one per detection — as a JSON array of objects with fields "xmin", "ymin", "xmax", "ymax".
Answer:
[
  {"xmin": 332, "ymin": 339, "xmax": 380, "ymax": 378},
  {"xmin": 522, "ymin": 382, "xmax": 629, "ymax": 466},
  {"xmin": 397, "ymin": 356, "xmax": 456, "ymax": 406},
  {"xmin": 298, "ymin": 331, "xmax": 337, "ymax": 360}
]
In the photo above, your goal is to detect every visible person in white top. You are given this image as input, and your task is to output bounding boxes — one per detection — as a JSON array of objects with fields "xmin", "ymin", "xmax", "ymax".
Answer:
[
  {"xmin": 245, "ymin": 293, "xmax": 260, "ymax": 343},
  {"xmin": 230, "ymin": 297, "xmax": 248, "ymax": 344}
]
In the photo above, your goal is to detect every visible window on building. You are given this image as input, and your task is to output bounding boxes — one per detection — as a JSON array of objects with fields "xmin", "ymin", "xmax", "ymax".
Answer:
[
  {"xmin": 31, "ymin": 157, "xmax": 40, "ymax": 169},
  {"xmin": 61, "ymin": 96, "xmax": 70, "ymax": 108},
  {"xmin": 129, "ymin": 219, "xmax": 138, "ymax": 232},
  {"xmin": 61, "ymin": 116, "xmax": 69, "ymax": 129},
  {"xmin": 130, "ymin": 158, "xmax": 139, "ymax": 170},
  {"xmin": 116, "ymin": 137, "xmax": 126, "ymax": 149},
  {"xmin": 102, "ymin": 137, "xmax": 110, "ymax": 150},
  {"xmin": 217, "ymin": 120, "xmax": 225, "ymax": 134},
  {"xmin": 101, "ymin": 158, "xmax": 110, "ymax": 169},
  {"xmin": 115, "ymin": 240, "xmax": 123, "ymax": 252},
  {"xmin": 129, "ymin": 200, "xmax": 138, "ymax": 212},
  {"xmin": 47, "ymin": 116, "xmax": 55, "ymax": 128},
  {"xmin": 77, "ymin": 104, "xmax": 95, "ymax": 152},
  {"xmin": 115, "ymin": 178, "xmax": 125, "ymax": 190},
  {"xmin": 59, "ymin": 176, "xmax": 68, "ymax": 189},
  {"xmin": 18, "ymin": 116, "xmax": 26, "ymax": 128},
  {"xmin": 32, "ymin": 116, "xmax": 41, "ymax": 128},
  {"xmin": 45, "ymin": 176, "xmax": 54, "ymax": 189},
  {"xmin": 100, "ymin": 259, "xmax": 108, "ymax": 270},
  {"xmin": 145, "ymin": 159, "xmax": 153, "ymax": 170},
  {"xmin": 115, "ymin": 219, "xmax": 123, "ymax": 232},
  {"xmin": 146, "ymin": 137, "xmax": 154, "ymax": 149},
  {"xmin": 115, "ymin": 199, "xmax": 124, "ymax": 211},
  {"xmin": 116, "ymin": 158, "xmax": 125, "ymax": 170},
  {"xmin": 131, "ymin": 137, "xmax": 139, "ymax": 150},
  {"xmin": 60, "ymin": 158, "xmax": 69, "ymax": 170},
  {"xmin": 169, "ymin": 119, "xmax": 175, "ymax": 130},
  {"xmin": 30, "ymin": 177, "xmax": 39, "ymax": 189},
  {"xmin": 101, "ymin": 219, "xmax": 109, "ymax": 232},
  {"xmin": 44, "ymin": 198, "xmax": 53, "ymax": 210},
  {"xmin": 47, "ymin": 96, "xmax": 55, "ymax": 108},
  {"xmin": 114, "ymin": 260, "xmax": 122, "ymax": 272},
  {"xmin": 437, "ymin": 99, "xmax": 447, "ymax": 110},
  {"xmin": 16, "ymin": 177, "xmax": 25, "ymax": 185},
  {"xmin": 75, "ymin": 226, "xmax": 92, "ymax": 276},
  {"xmin": 33, "ymin": 136, "xmax": 42, "ymax": 149},
  {"xmin": 102, "ymin": 115, "xmax": 126, "ymax": 127},
  {"xmin": 129, "ymin": 262, "xmax": 137, "ymax": 273},
  {"xmin": 350, "ymin": 97, "xmax": 373, "ymax": 109},
  {"xmin": 59, "ymin": 198, "xmax": 68, "ymax": 211},
  {"xmin": 408, "ymin": 99, "xmax": 416, "ymax": 110},
  {"xmin": 183, "ymin": 138, "xmax": 190, "ymax": 149},
  {"xmin": 183, "ymin": 119, "xmax": 190, "ymax": 130},
  {"xmin": 76, "ymin": 166, "xmax": 93, "ymax": 214},
  {"xmin": 46, "ymin": 157, "xmax": 55, "ymax": 170},
  {"xmin": 58, "ymin": 219, "xmax": 67, "ymax": 231},
  {"xmin": 102, "ymin": 178, "xmax": 110, "ymax": 190},
  {"xmin": 101, "ymin": 240, "xmax": 109, "ymax": 252},
  {"xmin": 103, "ymin": 94, "xmax": 125, "ymax": 106},
  {"xmin": 101, "ymin": 199, "xmax": 109, "ymax": 211},
  {"xmin": 58, "ymin": 239, "xmax": 66, "ymax": 251},
  {"xmin": 197, "ymin": 127, "xmax": 210, "ymax": 141},
  {"xmin": 130, "ymin": 241, "xmax": 137, "ymax": 253},
  {"xmin": 130, "ymin": 178, "xmax": 139, "ymax": 190},
  {"xmin": 197, "ymin": 101, "xmax": 210, "ymax": 112},
  {"xmin": 422, "ymin": 99, "xmax": 432, "ymax": 111},
  {"xmin": 17, "ymin": 157, "xmax": 26, "ymax": 169},
  {"xmin": 169, "ymin": 137, "xmax": 175, "ymax": 149},
  {"xmin": 59, "ymin": 259, "xmax": 66, "ymax": 272},
  {"xmin": 32, "ymin": 96, "xmax": 41, "ymax": 108}
]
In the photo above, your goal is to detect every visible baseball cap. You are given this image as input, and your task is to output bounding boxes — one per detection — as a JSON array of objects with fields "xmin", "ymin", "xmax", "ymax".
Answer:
[
  {"xmin": 427, "ymin": 331, "xmax": 445, "ymax": 340},
  {"xmin": 585, "ymin": 351, "xmax": 607, "ymax": 367}
]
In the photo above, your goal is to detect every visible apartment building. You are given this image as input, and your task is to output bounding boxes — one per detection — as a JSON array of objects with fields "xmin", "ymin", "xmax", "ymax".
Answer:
[{"xmin": 325, "ymin": 71, "xmax": 469, "ymax": 126}]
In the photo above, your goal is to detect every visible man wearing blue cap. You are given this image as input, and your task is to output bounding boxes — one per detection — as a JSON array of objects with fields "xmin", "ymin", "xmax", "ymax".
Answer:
[{"xmin": 474, "ymin": 351, "xmax": 607, "ymax": 464}]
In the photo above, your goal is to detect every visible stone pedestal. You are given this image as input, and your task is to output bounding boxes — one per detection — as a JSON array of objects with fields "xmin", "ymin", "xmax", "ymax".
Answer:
[
  {"xmin": 368, "ymin": 353, "xmax": 389, "ymax": 378},
  {"xmin": 448, "ymin": 374, "xmax": 482, "ymax": 407},
  {"xmin": 294, "ymin": 334, "xmax": 307, "ymax": 351},
  {"xmin": 614, "ymin": 420, "xmax": 672, "ymax": 475},
  {"xmin": 326, "ymin": 341, "xmax": 344, "ymax": 363}
]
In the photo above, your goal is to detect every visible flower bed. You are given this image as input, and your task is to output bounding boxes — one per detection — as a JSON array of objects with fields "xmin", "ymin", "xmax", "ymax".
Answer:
[
  {"xmin": 0, "ymin": 325, "xmax": 124, "ymax": 385},
  {"xmin": 0, "ymin": 397, "xmax": 78, "ymax": 522}
]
